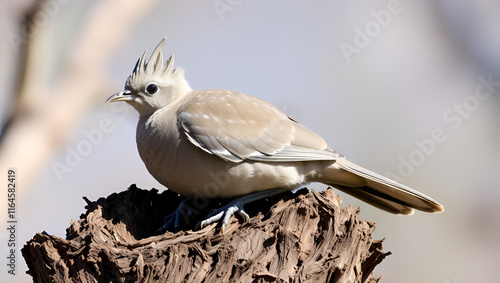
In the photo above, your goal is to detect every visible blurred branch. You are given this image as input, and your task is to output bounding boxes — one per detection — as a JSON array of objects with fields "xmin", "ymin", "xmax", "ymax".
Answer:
[
  {"xmin": 0, "ymin": 0, "xmax": 158, "ymax": 204},
  {"xmin": 0, "ymin": 0, "xmax": 45, "ymax": 140}
]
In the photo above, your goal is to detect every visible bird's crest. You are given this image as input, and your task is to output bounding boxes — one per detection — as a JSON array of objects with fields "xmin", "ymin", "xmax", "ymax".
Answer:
[{"xmin": 128, "ymin": 38, "xmax": 176, "ymax": 83}]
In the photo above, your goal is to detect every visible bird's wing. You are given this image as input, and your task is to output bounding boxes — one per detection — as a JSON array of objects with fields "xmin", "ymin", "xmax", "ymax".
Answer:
[{"xmin": 177, "ymin": 89, "xmax": 343, "ymax": 163}]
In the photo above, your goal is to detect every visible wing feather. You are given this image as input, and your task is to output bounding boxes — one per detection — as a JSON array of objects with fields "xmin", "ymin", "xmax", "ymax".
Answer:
[{"xmin": 177, "ymin": 90, "xmax": 342, "ymax": 162}]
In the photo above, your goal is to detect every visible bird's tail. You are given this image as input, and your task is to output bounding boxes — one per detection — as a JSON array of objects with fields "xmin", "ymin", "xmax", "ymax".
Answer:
[{"xmin": 320, "ymin": 159, "xmax": 444, "ymax": 215}]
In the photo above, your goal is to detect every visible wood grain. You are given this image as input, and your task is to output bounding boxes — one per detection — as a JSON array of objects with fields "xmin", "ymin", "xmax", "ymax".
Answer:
[{"xmin": 22, "ymin": 186, "xmax": 390, "ymax": 282}]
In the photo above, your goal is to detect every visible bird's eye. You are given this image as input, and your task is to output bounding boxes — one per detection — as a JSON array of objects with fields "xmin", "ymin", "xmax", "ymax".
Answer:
[{"xmin": 145, "ymin": 83, "xmax": 158, "ymax": 94}]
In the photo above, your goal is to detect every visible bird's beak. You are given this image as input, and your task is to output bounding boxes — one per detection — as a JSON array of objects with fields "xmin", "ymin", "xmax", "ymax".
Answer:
[{"xmin": 106, "ymin": 90, "xmax": 134, "ymax": 103}]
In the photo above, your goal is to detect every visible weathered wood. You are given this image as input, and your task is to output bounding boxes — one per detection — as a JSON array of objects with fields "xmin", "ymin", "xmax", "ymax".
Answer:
[{"xmin": 22, "ymin": 185, "xmax": 390, "ymax": 282}]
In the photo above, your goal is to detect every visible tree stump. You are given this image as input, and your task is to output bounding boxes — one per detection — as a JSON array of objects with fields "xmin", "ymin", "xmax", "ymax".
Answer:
[{"xmin": 22, "ymin": 185, "xmax": 390, "ymax": 282}]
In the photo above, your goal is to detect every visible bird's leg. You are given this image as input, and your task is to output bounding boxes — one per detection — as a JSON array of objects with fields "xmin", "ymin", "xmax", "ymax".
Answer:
[
  {"xmin": 198, "ymin": 188, "xmax": 289, "ymax": 233},
  {"xmin": 155, "ymin": 198, "xmax": 193, "ymax": 234}
]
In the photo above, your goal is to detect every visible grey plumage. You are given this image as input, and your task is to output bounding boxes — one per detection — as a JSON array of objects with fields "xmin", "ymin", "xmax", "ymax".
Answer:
[{"xmin": 107, "ymin": 38, "xmax": 444, "ymax": 229}]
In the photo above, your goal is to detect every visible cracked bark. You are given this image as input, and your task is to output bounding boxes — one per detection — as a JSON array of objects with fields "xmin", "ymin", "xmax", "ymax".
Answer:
[{"xmin": 22, "ymin": 185, "xmax": 390, "ymax": 282}]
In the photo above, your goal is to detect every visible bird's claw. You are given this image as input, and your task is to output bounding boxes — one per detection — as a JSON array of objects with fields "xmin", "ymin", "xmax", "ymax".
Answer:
[
  {"xmin": 157, "ymin": 189, "xmax": 287, "ymax": 234},
  {"xmin": 155, "ymin": 198, "xmax": 192, "ymax": 234},
  {"xmin": 199, "ymin": 200, "xmax": 250, "ymax": 233}
]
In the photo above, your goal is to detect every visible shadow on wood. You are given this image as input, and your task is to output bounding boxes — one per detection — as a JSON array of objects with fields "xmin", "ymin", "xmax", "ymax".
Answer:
[{"xmin": 22, "ymin": 185, "xmax": 390, "ymax": 282}]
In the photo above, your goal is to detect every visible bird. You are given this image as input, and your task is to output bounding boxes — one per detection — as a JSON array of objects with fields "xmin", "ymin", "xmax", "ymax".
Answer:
[{"xmin": 106, "ymin": 38, "xmax": 444, "ymax": 233}]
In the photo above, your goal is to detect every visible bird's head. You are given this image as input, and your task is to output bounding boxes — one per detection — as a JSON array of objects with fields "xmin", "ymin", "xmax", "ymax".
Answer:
[{"xmin": 106, "ymin": 38, "xmax": 192, "ymax": 117}]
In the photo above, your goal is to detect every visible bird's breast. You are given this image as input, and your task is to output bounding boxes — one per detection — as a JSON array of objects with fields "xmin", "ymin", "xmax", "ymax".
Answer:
[{"xmin": 135, "ymin": 110, "xmax": 320, "ymax": 199}]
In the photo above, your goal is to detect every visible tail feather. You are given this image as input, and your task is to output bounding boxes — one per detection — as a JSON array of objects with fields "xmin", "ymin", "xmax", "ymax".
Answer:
[
  {"xmin": 333, "ymin": 184, "xmax": 415, "ymax": 215},
  {"xmin": 326, "ymin": 159, "xmax": 444, "ymax": 214}
]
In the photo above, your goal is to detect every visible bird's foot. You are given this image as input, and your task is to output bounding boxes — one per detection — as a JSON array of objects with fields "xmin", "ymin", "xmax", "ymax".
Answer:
[
  {"xmin": 155, "ymin": 188, "xmax": 289, "ymax": 234},
  {"xmin": 197, "ymin": 198, "xmax": 251, "ymax": 233},
  {"xmin": 197, "ymin": 188, "xmax": 289, "ymax": 233},
  {"xmin": 154, "ymin": 198, "xmax": 193, "ymax": 234}
]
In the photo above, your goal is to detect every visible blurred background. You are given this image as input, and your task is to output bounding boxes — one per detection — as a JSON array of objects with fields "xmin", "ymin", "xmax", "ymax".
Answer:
[{"xmin": 1, "ymin": 0, "xmax": 499, "ymax": 282}]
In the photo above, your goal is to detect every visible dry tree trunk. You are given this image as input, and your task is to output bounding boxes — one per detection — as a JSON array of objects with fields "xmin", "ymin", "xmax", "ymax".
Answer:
[{"xmin": 22, "ymin": 186, "xmax": 390, "ymax": 282}]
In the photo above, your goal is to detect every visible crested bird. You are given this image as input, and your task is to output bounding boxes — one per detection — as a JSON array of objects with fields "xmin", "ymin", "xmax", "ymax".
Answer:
[{"xmin": 106, "ymin": 38, "xmax": 444, "ymax": 233}]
